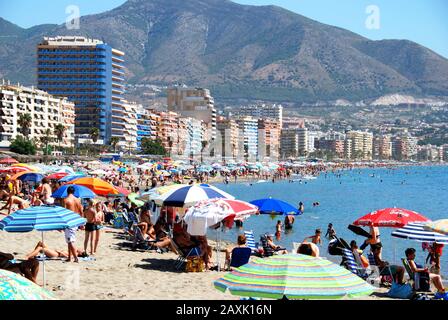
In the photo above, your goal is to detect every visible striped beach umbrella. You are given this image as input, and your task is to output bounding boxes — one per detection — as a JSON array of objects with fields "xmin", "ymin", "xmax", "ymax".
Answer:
[
  {"xmin": 0, "ymin": 206, "xmax": 86, "ymax": 287},
  {"xmin": 424, "ymin": 219, "xmax": 448, "ymax": 236},
  {"xmin": 0, "ymin": 205, "xmax": 86, "ymax": 232},
  {"xmin": 214, "ymin": 254, "xmax": 374, "ymax": 299},
  {"xmin": 138, "ymin": 184, "xmax": 187, "ymax": 201},
  {"xmin": 0, "ymin": 270, "xmax": 56, "ymax": 300},
  {"xmin": 154, "ymin": 185, "xmax": 234, "ymax": 208},
  {"xmin": 392, "ymin": 222, "xmax": 448, "ymax": 244}
]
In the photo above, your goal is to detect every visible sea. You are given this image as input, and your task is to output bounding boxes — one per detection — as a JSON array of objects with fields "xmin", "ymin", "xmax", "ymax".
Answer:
[{"xmin": 210, "ymin": 165, "xmax": 448, "ymax": 277}]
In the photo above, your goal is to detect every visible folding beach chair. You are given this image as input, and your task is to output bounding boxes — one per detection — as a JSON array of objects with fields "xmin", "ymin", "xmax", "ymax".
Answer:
[
  {"xmin": 341, "ymin": 249, "xmax": 369, "ymax": 280},
  {"xmin": 171, "ymin": 239, "xmax": 202, "ymax": 270},
  {"xmin": 244, "ymin": 230, "xmax": 260, "ymax": 255},
  {"xmin": 401, "ymin": 258, "xmax": 431, "ymax": 292},
  {"xmin": 367, "ymin": 252, "xmax": 392, "ymax": 287},
  {"xmin": 228, "ymin": 247, "xmax": 252, "ymax": 269},
  {"xmin": 131, "ymin": 224, "xmax": 156, "ymax": 250}
]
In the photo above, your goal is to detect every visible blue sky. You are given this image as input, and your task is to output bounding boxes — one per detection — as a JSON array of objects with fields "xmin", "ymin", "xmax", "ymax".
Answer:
[{"xmin": 1, "ymin": 0, "xmax": 447, "ymax": 58}]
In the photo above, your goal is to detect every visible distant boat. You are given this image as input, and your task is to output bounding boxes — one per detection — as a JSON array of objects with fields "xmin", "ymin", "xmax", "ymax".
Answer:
[
  {"xmin": 302, "ymin": 175, "xmax": 317, "ymax": 180},
  {"xmin": 256, "ymin": 180, "xmax": 267, "ymax": 183}
]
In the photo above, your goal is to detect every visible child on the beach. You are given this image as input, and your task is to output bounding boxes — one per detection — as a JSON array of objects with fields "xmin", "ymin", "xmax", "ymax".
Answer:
[{"xmin": 304, "ymin": 229, "xmax": 322, "ymax": 245}]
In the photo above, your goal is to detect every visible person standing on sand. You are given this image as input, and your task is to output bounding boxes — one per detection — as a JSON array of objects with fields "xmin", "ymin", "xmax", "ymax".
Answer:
[
  {"xmin": 62, "ymin": 186, "xmax": 83, "ymax": 262},
  {"xmin": 83, "ymin": 199, "xmax": 98, "ymax": 256}
]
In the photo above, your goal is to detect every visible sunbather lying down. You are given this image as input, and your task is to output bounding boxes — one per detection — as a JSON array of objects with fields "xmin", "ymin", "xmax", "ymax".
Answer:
[
  {"xmin": 26, "ymin": 241, "xmax": 85, "ymax": 259},
  {"xmin": 0, "ymin": 251, "xmax": 39, "ymax": 284}
]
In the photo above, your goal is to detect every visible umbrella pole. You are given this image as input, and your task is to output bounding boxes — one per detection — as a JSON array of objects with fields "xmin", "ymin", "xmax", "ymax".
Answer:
[{"xmin": 41, "ymin": 231, "xmax": 46, "ymax": 288}]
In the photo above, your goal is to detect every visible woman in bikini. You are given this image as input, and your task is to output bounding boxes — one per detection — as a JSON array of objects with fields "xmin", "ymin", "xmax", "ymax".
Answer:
[{"xmin": 25, "ymin": 241, "xmax": 84, "ymax": 259}]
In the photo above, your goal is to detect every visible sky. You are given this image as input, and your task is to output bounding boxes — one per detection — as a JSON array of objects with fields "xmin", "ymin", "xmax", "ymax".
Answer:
[{"xmin": 1, "ymin": 0, "xmax": 447, "ymax": 58}]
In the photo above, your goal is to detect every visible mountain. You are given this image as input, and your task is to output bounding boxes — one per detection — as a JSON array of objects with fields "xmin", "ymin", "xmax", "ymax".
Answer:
[{"xmin": 1, "ymin": 0, "xmax": 448, "ymax": 104}]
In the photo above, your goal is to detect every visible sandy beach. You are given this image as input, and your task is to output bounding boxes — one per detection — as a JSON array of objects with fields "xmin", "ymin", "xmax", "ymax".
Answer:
[{"xmin": 0, "ymin": 219, "xmax": 395, "ymax": 300}]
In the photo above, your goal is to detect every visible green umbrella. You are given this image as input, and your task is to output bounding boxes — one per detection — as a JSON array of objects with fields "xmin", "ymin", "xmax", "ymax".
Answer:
[
  {"xmin": 214, "ymin": 254, "xmax": 374, "ymax": 299},
  {"xmin": 0, "ymin": 269, "xmax": 56, "ymax": 300},
  {"xmin": 128, "ymin": 193, "xmax": 145, "ymax": 207}
]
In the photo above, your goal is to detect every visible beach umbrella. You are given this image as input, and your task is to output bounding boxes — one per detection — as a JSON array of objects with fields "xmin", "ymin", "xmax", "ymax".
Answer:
[
  {"xmin": 424, "ymin": 219, "xmax": 448, "ymax": 236},
  {"xmin": 59, "ymin": 173, "xmax": 87, "ymax": 183},
  {"xmin": 0, "ymin": 157, "xmax": 18, "ymax": 165},
  {"xmin": 214, "ymin": 254, "xmax": 374, "ymax": 299},
  {"xmin": 154, "ymin": 185, "xmax": 235, "ymax": 208},
  {"xmin": 14, "ymin": 163, "xmax": 40, "ymax": 171},
  {"xmin": 183, "ymin": 198, "xmax": 259, "ymax": 235},
  {"xmin": 0, "ymin": 166, "xmax": 30, "ymax": 174},
  {"xmin": 0, "ymin": 205, "xmax": 86, "ymax": 287},
  {"xmin": 46, "ymin": 172, "xmax": 68, "ymax": 180},
  {"xmin": 128, "ymin": 193, "xmax": 145, "ymax": 207},
  {"xmin": 52, "ymin": 184, "xmax": 96, "ymax": 199},
  {"xmin": 118, "ymin": 167, "xmax": 127, "ymax": 173},
  {"xmin": 108, "ymin": 186, "xmax": 131, "ymax": 197},
  {"xmin": 138, "ymin": 184, "xmax": 187, "ymax": 201},
  {"xmin": 249, "ymin": 198, "xmax": 300, "ymax": 216},
  {"xmin": 16, "ymin": 172, "xmax": 44, "ymax": 183},
  {"xmin": 211, "ymin": 163, "xmax": 222, "ymax": 169},
  {"xmin": 89, "ymin": 169, "xmax": 108, "ymax": 176},
  {"xmin": 71, "ymin": 177, "xmax": 119, "ymax": 197},
  {"xmin": 391, "ymin": 222, "xmax": 448, "ymax": 244},
  {"xmin": 352, "ymin": 208, "xmax": 430, "ymax": 228},
  {"xmin": 0, "ymin": 270, "xmax": 56, "ymax": 300}
]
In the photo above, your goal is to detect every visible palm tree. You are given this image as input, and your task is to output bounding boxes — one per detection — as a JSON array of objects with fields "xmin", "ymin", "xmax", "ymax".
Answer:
[
  {"xmin": 18, "ymin": 113, "xmax": 32, "ymax": 138},
  {"xmin": 54, "ymin": 124, "xmax": 66, "ymax": 152},
  {"xmin": 110, "ymin": 137, "xmax": 120, "ymax": 153},
  {"xmin": 89, "ymin": 127, "xmax": 99, "ymax": 144},
  {"xmin": 201, "ymin": 140, "xmax": 208, "ymax": 164},
  {"xmin": 40, "ymin": 128, "xmax": 53, "ymax": 155}
]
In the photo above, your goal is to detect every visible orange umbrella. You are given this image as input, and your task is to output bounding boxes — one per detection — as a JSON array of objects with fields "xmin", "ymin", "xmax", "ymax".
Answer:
[
  {"xmin": 10, "ymin": 170, "xmax": 34, "ymax": 180},
  {"xmin": 71, "ymin": 177, "xmax": 119, "ymax": 196}
]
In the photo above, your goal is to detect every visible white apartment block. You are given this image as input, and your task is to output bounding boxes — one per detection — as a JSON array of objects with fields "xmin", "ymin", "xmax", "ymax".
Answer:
[
  {"xmin": 236, "ymin": 104, "xmax": 283, "ymax": 128},
  {"xmin": 0, "ymin": 80, "xmax": 75, "ymax": 149}
]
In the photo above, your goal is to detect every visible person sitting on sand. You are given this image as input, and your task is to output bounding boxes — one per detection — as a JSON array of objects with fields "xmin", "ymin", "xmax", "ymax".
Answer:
[
  {"xmin": 405, "ymin": 247, "xmax": 448, "ymax": 300},
  {"xmin": 224, "ymin": 234, "xmax": 248, "ymax": 268},
  {"xmin": 372, "ymin": 244, "xmax": 405, "ymax": 284},
  {"xmin": 191, "ymin": 235, "xmax": 214, "ymax": 270},
  {"xmin": 25, "ymin": 241, "xmax": 85, "ymax": 259},
  {"xmin": 0, "ymin": 251, "xmax": 39, "ymax": 284},
  {"xmin": 303, "ymin": 229, "xmax": 322, "ymax": 245},
  {"xmin": 266, "ymin": 234, "xmax": 288, "ymax": 254},
  {"xmin": 0, "ymin": 194, "xmax": 30, "ymax": 215}
]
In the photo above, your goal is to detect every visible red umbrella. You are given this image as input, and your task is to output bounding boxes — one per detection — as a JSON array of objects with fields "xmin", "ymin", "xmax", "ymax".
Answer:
[
  {"xmin": 0, "ymin": 158, "xmax": 18, "ymax": 165},
  {"xmin": 0, "ymin": 166, "xmax": 30, "ymax": 174},
  {"xmin": 46, "ymin": 172, "xmax": 69, "ymax": 180},
  {"xmin": 353, "ymin": 208, "xmax": 430, "ymax": 228}
]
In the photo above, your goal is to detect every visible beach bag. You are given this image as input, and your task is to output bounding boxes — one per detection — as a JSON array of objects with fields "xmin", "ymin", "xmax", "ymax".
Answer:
[
  {"xmin": 387, "ymin": 282, "xmax": 413, "ymax": 299},
  {"xmin": 185, "ymin": 257, "xmax": 204, "ymax": 272},
  {"xmin": 112, "ymin": 213, "xmax": 124, "ymax": 229}
]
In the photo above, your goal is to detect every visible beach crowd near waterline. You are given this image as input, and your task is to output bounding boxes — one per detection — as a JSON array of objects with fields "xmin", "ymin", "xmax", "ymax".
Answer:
[{"xmin": 0, "ymin": 157, "xmax": 447, "ymax": 300}]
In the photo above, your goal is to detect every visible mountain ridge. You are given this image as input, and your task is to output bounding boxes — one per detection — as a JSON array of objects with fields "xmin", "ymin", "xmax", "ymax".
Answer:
[{"xmin": 1, "ymin": 0, "xmax": 448, "ymax": 104}]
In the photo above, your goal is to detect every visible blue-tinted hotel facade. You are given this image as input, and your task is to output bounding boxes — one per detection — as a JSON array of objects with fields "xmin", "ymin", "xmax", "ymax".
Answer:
[{"xmin": 37, "ymin": 36, "xmax": 125, "ymax": 143}]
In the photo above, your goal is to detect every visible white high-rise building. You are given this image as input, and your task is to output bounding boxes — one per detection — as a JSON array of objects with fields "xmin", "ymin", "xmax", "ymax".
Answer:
[{"xmin": 0, "ymin": 80, "xmax": 75, "ymax": 149}]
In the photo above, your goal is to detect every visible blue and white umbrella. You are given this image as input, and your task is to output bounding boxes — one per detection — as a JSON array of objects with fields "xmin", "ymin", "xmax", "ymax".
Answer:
[
  {"xmin": 59, "ymin": 173, "xmax": 87, "ymax": 183},
  {"xmin": 154, "ymin": 185, "xmax": 235, "ymax": 208},
  {"xmin": 52, "ymin": 184, "xmax": 96, "ymax": 199},
  {"xmin": 391, "ymin": 222, "xmax": 448, "ymax": 244},
  {"xmin": 0, "ymin": 206, "xmax": 86, "ymax": 287}
]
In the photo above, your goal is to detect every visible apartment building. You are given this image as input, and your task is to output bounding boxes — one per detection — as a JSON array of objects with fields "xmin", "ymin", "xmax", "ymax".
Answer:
[{"xmin": 0, "ymin": 81, "xmax": 75, "ymax": 149}]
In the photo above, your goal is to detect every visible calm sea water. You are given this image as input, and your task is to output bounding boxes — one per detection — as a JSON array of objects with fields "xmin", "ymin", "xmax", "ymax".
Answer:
[{"xmin": 210, "ymin": 165, "xmax": 448, "ymax": 276}]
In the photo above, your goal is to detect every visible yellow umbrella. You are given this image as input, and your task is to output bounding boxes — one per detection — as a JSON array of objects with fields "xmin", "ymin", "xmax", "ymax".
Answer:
[{"xmin": 14, "ymin": 164, "xmax": 39, "ymax": 171}]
